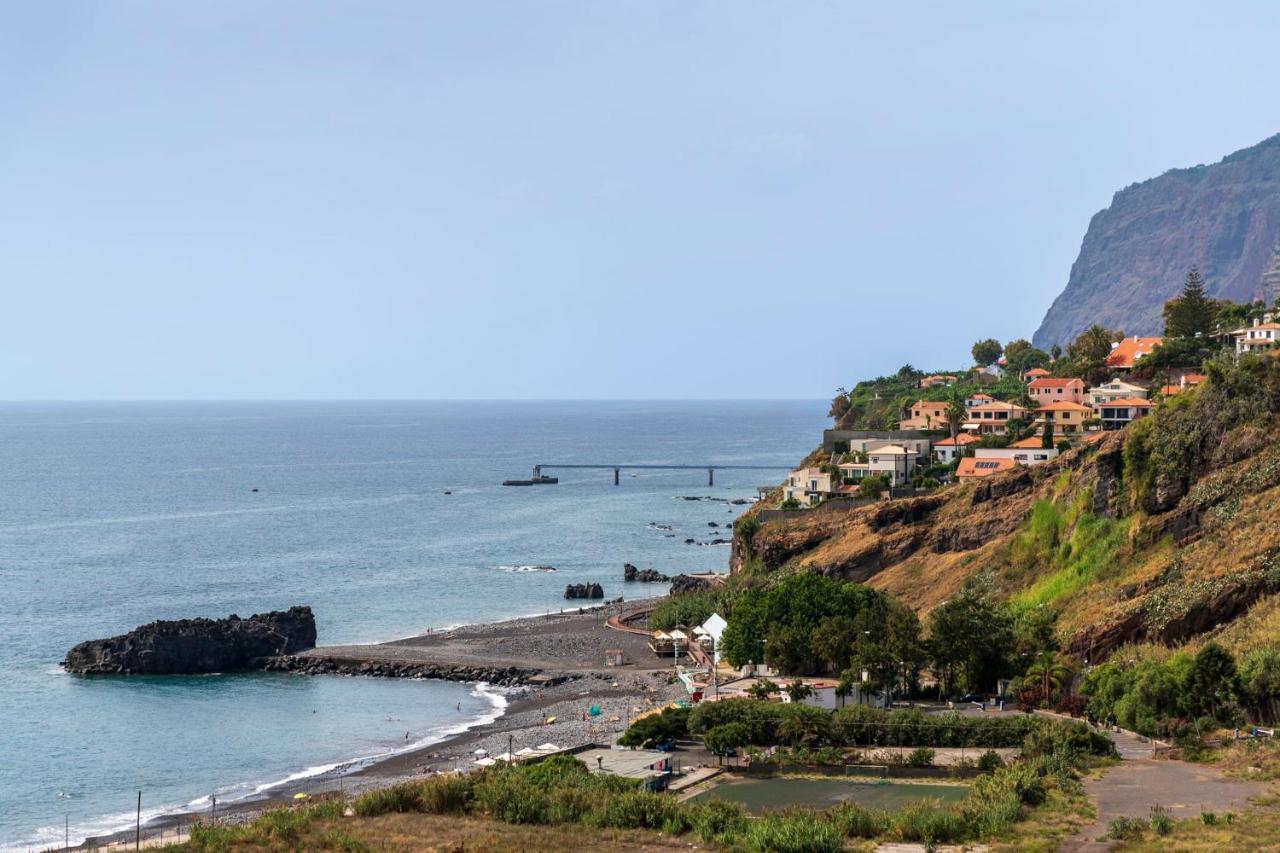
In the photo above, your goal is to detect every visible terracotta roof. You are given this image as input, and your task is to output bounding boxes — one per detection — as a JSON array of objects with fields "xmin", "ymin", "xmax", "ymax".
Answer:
[
  {"xmin": 1106, "ymin": 337, "xmax": 1163, "ymax": 369},
  {"xmin": 935, "ymin": 433, "xmax": 980, "ymax": 446},
  {"xmin": 1023, "ymin": 368, "xmax": 1050, "ymax": 377},
  {"xmin": 1159, "ymin": 385, "xmax": 1182, "ymax": 396},
  {"xmin": 1036, "ymin": 401, "xmax": 1093, "ymax": 412},
  {"xmin": 1183, "ymin": 373, "xmax": 1206, "ymax": 383},
  {"xmin": 1009, "ymin": 436, "xmax": 1050, "ymax": 448},
  {"xmin": 1096, "ymin": 398, "xmax": 1154, "ymax": 408},
  {"xmin": 910, "ymin": 400, "xmax": 951, "ymax": 411},
  {"xmin": 956, "ymin": 457, "xmax": 1018, "ymax": 478},
  {"xmin": 1028, "ymin": 377, "xmax": 1083, "ymax": 390},
  {"xmin": 1235, "ymin": 323, "xmax": 1280, "ymax": 333},
  {"xmin": 966, "ymin": 393, "xmax": 994, "ymax": 401},
  {"xmin": 969, "ymin": 401, "xmax": 1028, "ymax": 414}
]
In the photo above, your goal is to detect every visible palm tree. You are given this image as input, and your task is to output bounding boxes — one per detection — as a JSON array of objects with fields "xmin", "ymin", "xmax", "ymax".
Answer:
[
  {"xmin": 785, "ymin": 679, "xmax": 814, "ymax": 703},
  {"xmin": 1025, "ymin": 653, "xmax": 1073, "ymax": 701}
]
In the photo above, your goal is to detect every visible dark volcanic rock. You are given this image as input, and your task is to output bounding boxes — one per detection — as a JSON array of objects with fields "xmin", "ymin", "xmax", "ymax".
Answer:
[
  {"xmin": 624, "ymin": 564, "xmax": 669, "ymax": 583},
  {"xmin": 263, "ymin": 656, "xmax": 566, "ymax": 688},
  {"xmin": 669, "ymin": 574, "xmax": 711, "ymax": 596},
  {"xmin": 1034, "ymin": 133, "xmax": 1280, "ymax": 349},
  {"xmin": 63, "ymin": 607, "xmax": 316, "ymax": 675},
  {"xmin": 564, "ymin": 583, "xmax": 604, "ymax": 600}
]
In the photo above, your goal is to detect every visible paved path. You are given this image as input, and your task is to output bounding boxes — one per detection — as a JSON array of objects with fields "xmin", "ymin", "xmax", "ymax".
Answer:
[{"xmin": 1057, "ymin": 732, "xmax": 1262, "ymax": 852}]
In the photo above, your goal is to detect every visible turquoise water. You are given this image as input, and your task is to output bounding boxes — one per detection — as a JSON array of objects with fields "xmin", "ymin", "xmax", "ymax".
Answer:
[{"xmin": 0, "ymin": 400, "xmax": 822, "ymax": 849}]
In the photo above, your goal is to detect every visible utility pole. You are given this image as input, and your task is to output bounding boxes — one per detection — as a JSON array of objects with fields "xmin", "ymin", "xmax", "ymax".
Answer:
[
  {"xmin": 64, "ymin": 814, "xmax": 69, "ymax": 853},
  {"xmin": 211, "ymin": 795, "xmax": 217, "ymax": 824},
  {"xmin": 135, "ymin": 790, "xmax": 141, "ymax": 850}
]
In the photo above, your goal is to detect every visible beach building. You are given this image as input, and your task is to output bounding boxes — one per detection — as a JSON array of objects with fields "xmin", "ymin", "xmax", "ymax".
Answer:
[
  {"xmin": 1106, "ymin": 336, "xmax": 1163, "ymax": 372},
  {"xmin": 900, "ymin": 400, "xmax": 951, "ymax": 431},
  {"xmin": 1095, "ymin": 398, "xmax": 1154, "ymax": 430},
  {"xmin": 1088, "ymin": 379, "xmax": 1149, "ymax": 406},
  {"xmin": 1027, "ymin": 377, "xmax": 1086, "ymax": 405},
  {"xmin": 783, "ymin": 466, "xmax": 832, "ymax": 506},
  {"xmin": 1034, "ymin": 400, "xmax": 1093, "ymax": 436},
  {"xmin": 932, "ymin": 432, "xmax": 980, "ymax": 463},
  {"xmin": 956, "ymin": 456, "xmax": 1018, "ymax": 479}
]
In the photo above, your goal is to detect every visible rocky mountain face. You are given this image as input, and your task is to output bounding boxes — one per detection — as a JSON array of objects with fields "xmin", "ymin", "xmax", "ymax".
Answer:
[
  {"xmin": 63, "ymin": 606, "xmax": 317, "ymax": 674},
  {"xmin": 1034, "ymin": 133, "xmax": 1280, "ymax": 349}
]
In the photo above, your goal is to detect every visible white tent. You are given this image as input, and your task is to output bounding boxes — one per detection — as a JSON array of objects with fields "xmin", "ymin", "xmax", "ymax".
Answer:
[{"xmin": 702, "ymin": 613, "xmax": 728, "ymax": 662}]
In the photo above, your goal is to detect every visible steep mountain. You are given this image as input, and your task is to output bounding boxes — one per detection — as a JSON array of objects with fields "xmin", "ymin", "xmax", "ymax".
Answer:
[{"xmin": 1034, "ymin": 134, "xmax": 1280, "ymax": 349}]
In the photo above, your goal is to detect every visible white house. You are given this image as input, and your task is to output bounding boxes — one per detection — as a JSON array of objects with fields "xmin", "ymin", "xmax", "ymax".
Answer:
[
  {"xmin": 839, "ymin": 444, "xmax": 917, "ymax": 486},
  {"xmin": 1088, "ymin": 379, "xmax": 1149, "ymax": 406},
  {"xmin": 974, "ymin": 443, "xmax": 1058, "ymax": 466},
  {"xmin": 933, "ymin": 432, "xmax": 980, "ymax": 463},
  {"xmin": 1234, "ymin": 319, "xmax": 1280, "ymax": 354},
  {"xmin": 783, "ymin": 466, "xmax": 832, "ymax": 506}
]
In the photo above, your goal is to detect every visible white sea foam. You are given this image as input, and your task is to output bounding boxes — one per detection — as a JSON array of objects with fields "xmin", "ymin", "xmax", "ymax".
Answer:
[{"xmin": 495, "ymin": 564, "xmax": 558, "ymax": 573}]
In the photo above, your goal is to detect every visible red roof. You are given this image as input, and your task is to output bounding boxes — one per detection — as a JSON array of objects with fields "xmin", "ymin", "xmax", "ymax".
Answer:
[
  {"xmin": 935, "ymin": 433, "xmax": 980, "ymax": 446},
  {"xmin": 1097, "ymin": 397, "xmax": 1154, "ymax": 408},
  {"xmin": 1106, "ymin": 337, "xmax": 1163, "ymax": 369},
  {"xmin": 1023, "ymin": 367, "xmax": 1050, "ymax": 378},
  {"xmin": 1009, "ymin": 436, "xmax": 1050, "ymax": 448},
  {"xmin": 957, "ymin": 457, "xmax": 1018, "ymax": 478},
  {"xmin": 1036, "ymin": 401, "xmax": 1093, "ymax": 412},
  {"xmin": 1028, "ymin": 377, "xmax": 1083, "ymax": 390}
]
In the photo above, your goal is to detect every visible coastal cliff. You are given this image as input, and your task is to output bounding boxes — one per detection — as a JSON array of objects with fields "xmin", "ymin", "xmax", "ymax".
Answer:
[
  {"xmin": 1034, "ymin": 133, "xmax": 1280, "ymax": 349},
  {"xmin": 63, "ymin": 606, "xmax": 317, "ymax": 674}
]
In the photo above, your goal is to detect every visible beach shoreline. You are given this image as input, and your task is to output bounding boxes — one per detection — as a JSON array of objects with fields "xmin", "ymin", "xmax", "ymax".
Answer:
[{"xmin": 77, "ymin": 596, "xmax": 689, "ymax": 849}]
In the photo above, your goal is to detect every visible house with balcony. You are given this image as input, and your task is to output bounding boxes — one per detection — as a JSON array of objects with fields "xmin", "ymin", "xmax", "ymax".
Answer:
[
  {"xmin": 1088, "ymin": 379, "xmax": 1149, "ymax": 406},
  {"xmin": 975, "ymin": 440, "xmax": 1058, "ymax": 466},
  {"xmin": 964, "ymin": 401, "xmax": 1030, "ymax": 435},
  {"xmin": 1027, "ymin": 377, "xmax": 1086, "ymax": 405},
  {"xmin": 838, "ymin": 444, "xmax": 917, "ymax": 487},
  {"xmin": 900, "ymin": 400, "xmax": 952, "ymax": 431},
  {"xmin": 1034, "ymin": 400, "xmax": 1093, "ymax": 436},
  {"xmin": 1022, "ymin": 367, "xmax": 1051, "ymax": 382},
  {"xmin": 1094, "ymin": 398, "xmax": 1154, "ymax": 430},
  {"xmin": 783, "ymin": 467, "xmax": 833, "ymax": 506},
  {"xmin": 964, "ymin": 392, "xmax": 995, "ymax": 410},
  {"xmin": 919, "ymin": 374, "xmax": 957, "ymax": 389},
  {"xmin": 1233, "ymin": 319, "xmax": 1280, "ymax": 354}
]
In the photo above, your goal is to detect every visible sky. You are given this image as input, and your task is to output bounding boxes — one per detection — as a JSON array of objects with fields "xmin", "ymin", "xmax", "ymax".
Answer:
[{"xmin": 3, "ymin": 2, "xmax": 1280, "ymax": 400}]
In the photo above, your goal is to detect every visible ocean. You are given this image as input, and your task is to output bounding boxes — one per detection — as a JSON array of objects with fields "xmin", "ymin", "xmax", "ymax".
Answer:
[{"xmin": 0, "ymin": 400, "xmax": 823, "ymax": 850}]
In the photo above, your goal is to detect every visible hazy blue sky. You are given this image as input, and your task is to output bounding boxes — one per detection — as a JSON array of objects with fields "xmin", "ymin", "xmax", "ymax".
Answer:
[{"xmin": 4, "ymin": 2, "xmax": 1280, "ymax": 399}]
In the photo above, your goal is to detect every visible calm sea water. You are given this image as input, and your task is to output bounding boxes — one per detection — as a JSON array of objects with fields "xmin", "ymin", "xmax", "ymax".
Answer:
[{"xmin": 0, "ymin": 400, "xmax": 822, "ymax": 850}]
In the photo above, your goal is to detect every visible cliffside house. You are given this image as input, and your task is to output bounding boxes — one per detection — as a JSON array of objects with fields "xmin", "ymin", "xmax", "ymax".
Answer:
[
  {"xmin": 964, "ymin": 401, "xmax": 1030, "ymax": 435},
  {"xmin": 975, "ymin": 441, "xmax": 1058, "ymax": 466},
  {"xmin": 838, "ymin": 444, "xmax": 917, "ymax": 486},
  {"xmin": 1034, "ymin": 400, "xmax": 1093, "ymax": 436},
  {"xmin": 976, "ymin": 363, "xmax": 1005, "ymax": 378},
  {"xmin": 1159, "ymin": 373, "xmax": 1206, "ymax": 396},
  {"xmin": 919, "ymin": 374, "xmax": 957, "ymax": 389},
  {"xmin": 1028, "ymin": 377, "xmax": 1086, "ymax": 405},
  {"xmin": 822, "ymin": 429, "xmax": 929, "ymax": 455},
  {"xmin": 1022, "ymin": 367, "xmax": 1051, "ymax": 382},
  {"xmin": 1106, "ymin": 336, "xmax": 1163, "ymax": 373},
  {"xmin": 900, "ymin": 400, "xmax": 952, "ymax": 431},
  {"xmin": 964, "ymin": 392, "xmax": 995, "ymax": 410},
  {"xmin": 1094, "ymin": 398, "xmax": 1154, "ymax": 431},
  {"xmin": 956, "ymin": 456, "xmax": 1018, "ymax": 479},
  {"xmin": 783, "ymin": 466, "xmax": 833, "ymax": 506},
  {"xmin": 1088, "ymin": 379, "xmax": 1149, "ymax": 406},
  {"xmin": 932, "ymin": 432, "xmax": 980, "ymax": 463},
  {"xmin": 1233, "ymin": 319, "xmax": 1280, "ymax": 354}
]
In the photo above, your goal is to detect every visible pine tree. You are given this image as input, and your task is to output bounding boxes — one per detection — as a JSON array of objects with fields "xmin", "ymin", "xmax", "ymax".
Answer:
[{"xmin": 1163, "ymin": 267, "xmax": 1216, "ymax": 338}]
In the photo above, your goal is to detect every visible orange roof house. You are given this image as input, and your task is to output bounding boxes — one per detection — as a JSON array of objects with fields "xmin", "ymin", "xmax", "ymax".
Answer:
[
  {"xmin": 1008, "ymin": 435, "xmax": 1048, "ymax": 449},
  {"xmin": 900, "ymin": 400, "xmax": 952, "ymax": 431},
  {"xmin": 932, "ymin": 432, "xmax": 980, "ymax": 463},
  {"xmin": 956, "ymin": 457, "xmax": 1018, "ymax": 479},
  {"xmin": 1106, "ymin": 337, "xmax": 1163, "ymax": 371},
  {"xmin": 1023, "ymin": 367, "xmax": 1051, "ymax": 381},
  {"xmin": 1161, "ymin": 373, "xmax": 1207, "ymax": 395},
  {"xmin": 1034, "ymin": 400, "xmax": 1094, "ymax": 435},
  {"xmin": 1094, "ymin": 397, "xmax": 1155, "ymax": 430}
]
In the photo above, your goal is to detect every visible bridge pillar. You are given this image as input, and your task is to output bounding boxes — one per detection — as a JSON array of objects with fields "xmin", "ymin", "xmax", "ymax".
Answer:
[
  {"xmin": 708, "ymin": 467, "xmax": 714, "ymax": 487},
  {"xmin": 534, "ymin": 465, "xmax": 541, "ymax": 478},
  {"xmin": 614, "ymin": 467, "xmax": 620, "ymax": 485}
]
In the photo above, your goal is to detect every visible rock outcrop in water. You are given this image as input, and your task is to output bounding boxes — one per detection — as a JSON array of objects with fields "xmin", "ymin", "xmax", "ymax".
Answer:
[
  {"xmin": 63, "ymin": 607, "xmax": 317, "ymax": 674},
  {"xmin": 623, "ymin": 563, "xmax": 670, "ymax": 582},
  {"xmin": 1034, "ymin": 133, "xmax": 1280, "ymax": 349},
  {"xmin": 563, "ymin": 583, "xmax": 604, "ymax": 600}
]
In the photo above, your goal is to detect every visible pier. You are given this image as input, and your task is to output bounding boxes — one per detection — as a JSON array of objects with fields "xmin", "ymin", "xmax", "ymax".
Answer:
[{"xmin": 518, "ymin": 463, "xmax": 791, "ymax": 486}]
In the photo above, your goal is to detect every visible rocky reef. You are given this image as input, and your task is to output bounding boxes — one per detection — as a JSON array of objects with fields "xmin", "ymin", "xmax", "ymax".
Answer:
[
  {"xmin": 63, "ymin": 607, "xmax": 317, "ymax": 674},
  {"xmin": 668, "ymin": 574, "xmax": 712, "ymax": 596},
  {"xmin": 263, "ymin": 655, "xmax": 565, "ymax": 687},
  {"xmin": 623, "ymin": 563, "xmax": 669, "ymax": 582},
  {"xmin": 564, "ymin": 583, "xmax": 604, "ymax": 600}
]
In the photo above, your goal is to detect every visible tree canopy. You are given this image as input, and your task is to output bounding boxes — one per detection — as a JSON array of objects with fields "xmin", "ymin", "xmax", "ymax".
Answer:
[
  {"xmin": 971, "ymin": 338, "xmax": 1002, "ymax": 367},
  {"xmin": 1162, "ymin": 267, "xmax": 1217, "ymax": 339}
]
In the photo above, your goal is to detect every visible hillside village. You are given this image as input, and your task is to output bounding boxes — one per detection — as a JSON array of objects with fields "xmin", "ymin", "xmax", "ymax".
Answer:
[{"xmin": 783, "ymin": 274, "xmax": 1280, "ymax": 509}]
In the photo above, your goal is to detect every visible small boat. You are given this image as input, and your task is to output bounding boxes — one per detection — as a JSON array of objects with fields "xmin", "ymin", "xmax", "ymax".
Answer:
[{"xmin": 503, "ymin": 479, "xmax": 534, "ymax": 486}]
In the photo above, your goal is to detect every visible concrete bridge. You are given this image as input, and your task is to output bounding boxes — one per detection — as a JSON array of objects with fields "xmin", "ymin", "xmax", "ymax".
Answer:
[{"xmin": 531, "ymin": 463, "xmax": 791, "ymax": 486}]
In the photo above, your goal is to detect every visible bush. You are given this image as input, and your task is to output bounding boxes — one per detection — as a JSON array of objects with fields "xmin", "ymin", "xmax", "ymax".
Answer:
[
  {"xmin": 907, "ymin": 747, "xmax": 936, "ymax": 767},
  {"xmin": 617, "ymin": 706, "xmax": 689, "ymax": 747},
  {"xmin": 352, "ymin": 781, "xmax": 424, "ymax": 816},
  {"xmin": 683, "ymin": 798, "xmax": 748, "ymax": 842},
  {"xmin": 743, "ymin": 810, "xmax": 844, "ymax": 853},
  {"xmin": 588, "ymin": 790, "xmax": 680, "ymax": 830},
  {"xmin": 977, "ymin": 750, "xmax": 1004, "ymax": 772},
  {"xmin": 828, "ymin": 802, "xmax": 890, "ymax": 839},
  {"xmin": 1150, "ymin": 805, "xmax": 1174, "ymax": 836},
  {"xmin": 1107, "ymin": 815, "xmax": 1149, "ymax": 840},
  {"xmin": 891, "ymin": 801, "xmax": 965, "ymax": 845}
]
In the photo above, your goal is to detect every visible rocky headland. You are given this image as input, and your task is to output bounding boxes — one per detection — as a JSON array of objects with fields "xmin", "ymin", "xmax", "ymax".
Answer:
[{"xmin": 63, "ymin": 606, "xmax": 317, "ymax": 675}]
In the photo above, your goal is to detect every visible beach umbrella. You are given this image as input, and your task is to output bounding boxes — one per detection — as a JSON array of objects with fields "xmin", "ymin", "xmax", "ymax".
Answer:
[
  {"xmin": 473, "ymin": 748, "xmax": 488, "ymax": 756},
  {"xmin": 588, "ymin": 704, "xmax": 601, "ymax": 716}
]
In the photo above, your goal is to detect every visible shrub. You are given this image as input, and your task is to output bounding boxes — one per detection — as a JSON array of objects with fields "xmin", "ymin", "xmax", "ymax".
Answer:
[
  {"xmin": 891, "ymin": 801, "xmax": 965, "ymax": 845},
  {"xmin": 977, "ymin": 750, "xmax": 1004, "ymax": 772},
  {"xmin": 683, "ymin": 798, "xmax": 748, "ymax": 842},
  {"xmin": 588, "ymin": 790, "xmax": 681, "ymax": 830},
  {"xmin": 352, "ymin": 781, "xmax": 423, "ymax": 816},
  {"xmin": 907, "ymin": 747, "xmax": 936, "ymax": 767},
  {"xmin": 617, "ymin": 706, "xmax": 689, "ymax": 747},
  {"xmin": 1107, "ymin": 816, "xmax": 1148, "ymax": 840},
  {"xmin": 1150, "ymin": 805, "xmax": 1174, "ymax": 836},
  {"xmin": 828, "ymin": 802, "xmax": 890, "ymax": 839},
  {"xmin": 743, "ymin": 810, "xmax": 844, "ymax": 853},
  {"xmin": 1201, "ymin": 810, "xmax": 1218, "ymax": 825}
]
